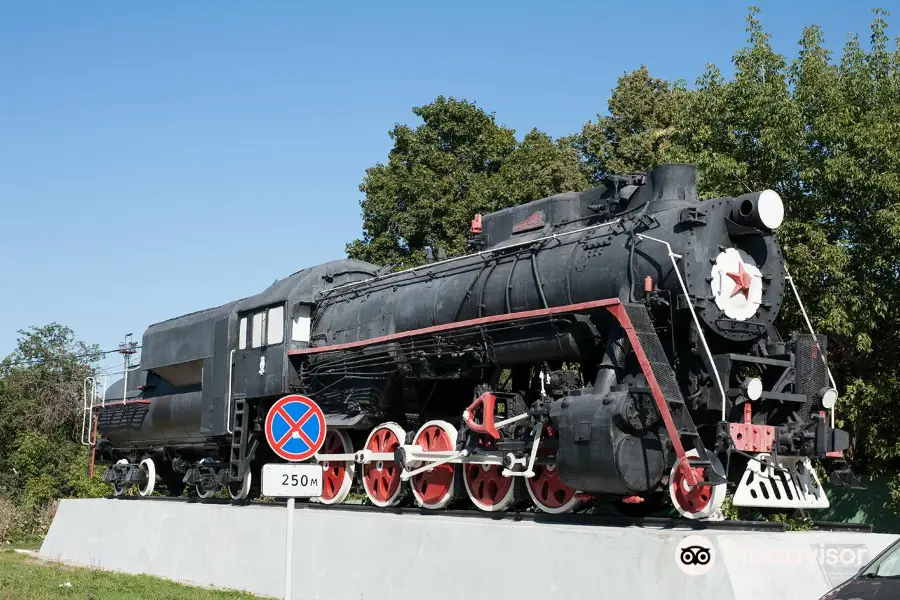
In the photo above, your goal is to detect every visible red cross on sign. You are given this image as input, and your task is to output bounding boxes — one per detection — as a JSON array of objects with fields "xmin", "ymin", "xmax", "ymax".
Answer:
[{"xmin": 264, "ymin": 394, "xmax": 327, "ymax": 462}]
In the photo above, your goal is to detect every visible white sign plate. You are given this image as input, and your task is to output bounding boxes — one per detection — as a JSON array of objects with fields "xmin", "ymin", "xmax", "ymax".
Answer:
[{"xmin": 261, "ymin": 463, "xmax": 323, "ymax": 498}]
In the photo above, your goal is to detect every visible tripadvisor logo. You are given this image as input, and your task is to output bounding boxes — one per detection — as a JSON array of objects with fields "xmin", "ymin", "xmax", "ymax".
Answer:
[
  {"xmin": 675, "ymin": 535, "xmax": 716, "ymax": 576},
  {"xmin": 674, "ymin": 535, "xmax": 870, "ymax": 586},
  {"xmin": 725, "ymin": 541, "xmax": 868, "ymax": 578}
]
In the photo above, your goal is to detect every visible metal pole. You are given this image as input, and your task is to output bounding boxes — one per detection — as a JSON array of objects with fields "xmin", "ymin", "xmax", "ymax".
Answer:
[
  {"xmin": 284, "ymin": 497, "xmax": 295, "ymax": 600},
  {"xmin": 226, "ymin": 349, "xmax": 235, "ymax": 434}
]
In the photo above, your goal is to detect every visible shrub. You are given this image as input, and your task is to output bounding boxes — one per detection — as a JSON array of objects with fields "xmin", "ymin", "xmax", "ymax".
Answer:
[{"xmin": 0, "ymin": 497, "xmax": 18, "ymax": 543}]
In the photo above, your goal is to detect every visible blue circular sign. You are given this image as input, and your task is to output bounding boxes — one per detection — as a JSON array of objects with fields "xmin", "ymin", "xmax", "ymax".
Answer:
[{"xmin": 264, "ymin": 394, "xmax": 327, "ymax": 462}]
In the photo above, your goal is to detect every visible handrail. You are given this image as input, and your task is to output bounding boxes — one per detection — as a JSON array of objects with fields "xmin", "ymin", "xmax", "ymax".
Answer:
[
  {"xmin": 81, "ymin": 376, "xmax": 96, "ymax": 446},
  {"xmin": 636, "ymin": 233, "xmax": 728, "ymax": 421},
  {"xmin": 784, "ymin": 264, "xmax": 838, "ymax": 428},
  {"xmin": 319, "ymin": 218, "xmax": 625, "ymax": 297},
  {"xmin": 226, "ymin": 349, "xmax": 236, "ymax": 434}
]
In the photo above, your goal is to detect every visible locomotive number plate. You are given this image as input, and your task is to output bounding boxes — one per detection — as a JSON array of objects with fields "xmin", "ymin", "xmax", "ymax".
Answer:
[{"xmin": 261, "ymin": 463, "xmax": 323, "ymax": 498}]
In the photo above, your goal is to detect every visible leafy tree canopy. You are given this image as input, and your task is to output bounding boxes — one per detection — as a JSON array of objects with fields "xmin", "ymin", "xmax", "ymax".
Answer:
[
  {"xmin": 346, "ymin": 96, "xmax": 590, "ymax": 269},
  {"xmin": 0, "ymin": 324, "xmax": 105, "ymax": 514}
]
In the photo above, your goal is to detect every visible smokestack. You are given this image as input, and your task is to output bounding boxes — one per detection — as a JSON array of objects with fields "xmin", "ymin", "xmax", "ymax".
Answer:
[{"xmin": 648, "ymin": 164, "xmax": 699, "ymax": 204}]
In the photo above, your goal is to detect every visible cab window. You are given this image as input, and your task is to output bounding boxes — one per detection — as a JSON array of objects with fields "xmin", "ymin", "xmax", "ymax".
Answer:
[
  {"xmin": 238, "ymin": 305, "xmax": 285, "ymax": 349},
  {"xmin": 267, "ymin": 306, "xmax": 284, "ymax": 344}
]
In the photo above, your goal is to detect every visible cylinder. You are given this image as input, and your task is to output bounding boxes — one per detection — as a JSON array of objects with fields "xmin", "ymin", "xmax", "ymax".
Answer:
[
  {"xmin": 730, "ymin": 190, "xmax": 784, "ymax": 230},
  {"xmin": 550, "ymin": 390, "xmax": 668, "ymax": 495},
  {"xmin": 98, "ymin": 393, "xmax": 206, "ymax": 446}
]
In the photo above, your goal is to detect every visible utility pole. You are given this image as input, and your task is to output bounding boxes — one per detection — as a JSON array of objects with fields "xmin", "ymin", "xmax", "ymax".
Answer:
[{"xmin": 118, "ymin": 333, "xmax": 138, "ymax": 404}]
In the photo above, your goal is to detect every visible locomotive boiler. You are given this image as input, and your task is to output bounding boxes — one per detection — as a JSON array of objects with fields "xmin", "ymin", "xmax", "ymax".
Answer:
[{"xmin": 89, "ymin": 163, "xmax": 855, "ymax": 519}]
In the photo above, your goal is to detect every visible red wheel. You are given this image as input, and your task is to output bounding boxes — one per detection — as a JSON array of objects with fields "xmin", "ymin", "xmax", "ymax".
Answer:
[
  {"xmin": 526, "ymin": 464, "xmax": 580, "ymax": 514},
  {"xmin": 464, "ymin": 462, "xmax": 516, "ymax": 511},
  {"xmin": 362, "ymin": 423, "xmax": 405, "ymax": 507},
  {"xmin": 463, "ymin": 437, "xmax": 517, "ymax": 511},
  {"xmin": 315, "ymin": 430, "xmax": 355, "ymax": 505},
  {"xmin": 410, "ymin": 420, "xmax": 457, "ymax": 509},
  {"xmin": 672, "ymin": 465, "xmax": 711, "ymax": 512},
  {"xmin": 668, "ymin": 449, "xmax": 725, "ymax": 520},
  {"xmin": 525, "ymin": 425, "xmax": 581, "ymax": 514}
]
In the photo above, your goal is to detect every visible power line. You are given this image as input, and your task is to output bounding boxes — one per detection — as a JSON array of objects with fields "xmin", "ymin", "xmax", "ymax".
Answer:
[{"xmin": 2, "ymin": 344, "xmax": 142, "ymax": 369}]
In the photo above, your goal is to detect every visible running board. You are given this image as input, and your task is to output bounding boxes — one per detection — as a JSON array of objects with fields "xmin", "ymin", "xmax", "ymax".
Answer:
[{"xmin": 732, "ymin": 454, "xmax": 829, "ymax": 509}]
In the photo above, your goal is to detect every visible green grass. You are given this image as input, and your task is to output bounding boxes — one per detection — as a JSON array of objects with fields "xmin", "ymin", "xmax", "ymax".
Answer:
[{"xmin": 0, "ymin": 550, "xmax": 268, "ymax": 599}]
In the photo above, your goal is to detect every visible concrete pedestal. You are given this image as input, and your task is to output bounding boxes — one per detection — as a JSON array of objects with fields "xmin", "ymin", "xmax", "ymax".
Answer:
[{"xmin": 39, "ymin": 499, "xmax": 897, "ymax": 600}]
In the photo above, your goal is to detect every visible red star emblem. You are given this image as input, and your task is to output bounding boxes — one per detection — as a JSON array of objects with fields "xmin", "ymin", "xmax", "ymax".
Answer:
[{"xmin": 726, "ymin": 262, "xmax": 752, "ymax": 298}]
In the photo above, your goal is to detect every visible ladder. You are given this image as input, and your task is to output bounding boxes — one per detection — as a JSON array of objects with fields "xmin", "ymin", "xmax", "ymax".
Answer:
[
  {"xmin": 82, "ymin": 375, "xmax": 106, "ymax": 447},
  {"xmin": 229, "ymin": 394, "xmax": 258, "ymax": 482},
  {"xmin": 616, "ymin": 303, "xmax": 725, "ymax": 484},
  {"xmin": 82, "ymin": 375, "xmax": 109, "ymax": 478}
]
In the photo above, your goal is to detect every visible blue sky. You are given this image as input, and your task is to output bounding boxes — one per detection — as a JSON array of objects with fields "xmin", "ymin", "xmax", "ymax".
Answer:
[{"xmin": 0, "ymin": 0, "xmax": 890, "ymax": 371}]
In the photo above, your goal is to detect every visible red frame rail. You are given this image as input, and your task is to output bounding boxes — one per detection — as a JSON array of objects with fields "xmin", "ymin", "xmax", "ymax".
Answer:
[{"xmin": 289, "ymin": 297, "xmax": 698, "ymax": 486}]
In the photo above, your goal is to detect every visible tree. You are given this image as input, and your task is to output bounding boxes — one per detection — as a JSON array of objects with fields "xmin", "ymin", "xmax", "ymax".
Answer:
[
  {"xmin": 346, "ymin": 96, "xmax": 517, "ymax": 269},
  {"xmin": 0, "ymin": 324, "xmax": 105, "ymax": 514},
  {"xmin": 468, "ymin": 129, "xmax": 590, "ymax": 215},
  {"xmin": 782, "ymin": 9, "xmax": 900, "ymax": 478},
  {"xmin": 569, "ymin": 66, "xmax": 689, "ymax": 182},
  {"xmin": 346, "ymin": 97, "xmax": 589, "ymax": 269},
  {"xmin": 0, "ymin": 324, "xmax": 101, "ymax": 443}
]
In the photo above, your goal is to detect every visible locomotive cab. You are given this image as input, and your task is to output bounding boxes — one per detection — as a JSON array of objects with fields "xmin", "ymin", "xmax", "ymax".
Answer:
[{"xmin": 233, "ymin": 302, "xmax": 288, "ymax": 400}]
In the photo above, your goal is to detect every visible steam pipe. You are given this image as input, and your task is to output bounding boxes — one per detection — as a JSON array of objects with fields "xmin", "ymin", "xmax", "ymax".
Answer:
[{"xmin": 593, "ymin": 324, "xmax": 629, "ymax": 395}]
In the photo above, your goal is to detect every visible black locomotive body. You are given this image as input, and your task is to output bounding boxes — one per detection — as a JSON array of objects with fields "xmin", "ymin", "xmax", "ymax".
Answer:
[{"xmin": 93, "ymin": 163, "xmax": 854, "ymax": 518}]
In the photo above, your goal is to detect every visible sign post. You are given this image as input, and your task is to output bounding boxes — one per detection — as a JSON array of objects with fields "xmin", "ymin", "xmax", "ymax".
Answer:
[{"xmin": 263, "ymin": 394, "xmax": 327, "ymax": 600}]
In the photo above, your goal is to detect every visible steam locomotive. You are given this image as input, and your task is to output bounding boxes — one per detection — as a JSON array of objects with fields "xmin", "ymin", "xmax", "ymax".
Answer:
[{"xmin": 89, "ymin": 163, "xmax": 856, "ymax": 519}]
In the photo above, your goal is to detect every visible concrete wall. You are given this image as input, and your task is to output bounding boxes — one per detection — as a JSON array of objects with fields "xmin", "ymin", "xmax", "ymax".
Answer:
[{"xmin": 39, "ymin": 499, "xmax": 898, "ymax": 600}]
